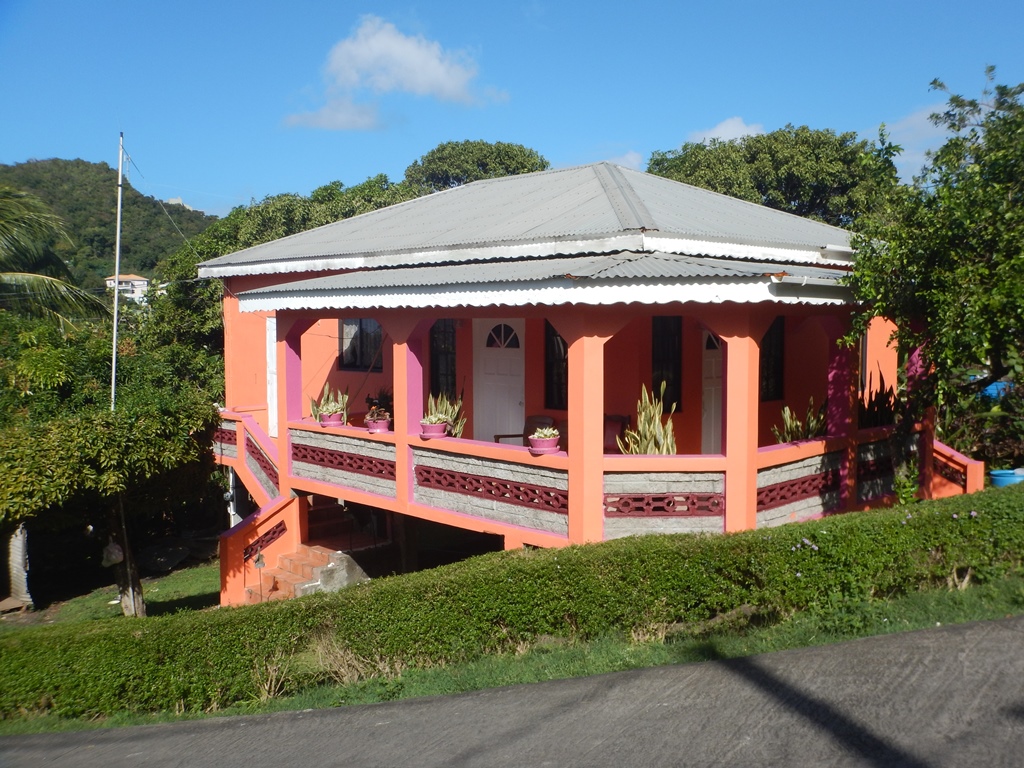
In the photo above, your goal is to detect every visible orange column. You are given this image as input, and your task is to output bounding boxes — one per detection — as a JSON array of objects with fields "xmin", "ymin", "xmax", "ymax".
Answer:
[
  {"xmin": 566, "ymin": 333, "xmax": 608, "ymax": 542},
  {"xmin": 706, "ymin": 308, "xmax": 772, "ymax": 533},
  {"xmin": 552, "ymin": 311, "xmax": 627, "ymax": 544}
]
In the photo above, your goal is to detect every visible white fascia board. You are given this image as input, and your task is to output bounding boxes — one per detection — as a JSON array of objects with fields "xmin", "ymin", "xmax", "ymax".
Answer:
[
  {"xmin": 237, "ymin": 279, "xmax": 851, "ymax": 314},
  {"xmin": 198, "ymin": 234, "xmax": 647, "ymax": 279},
  {"xmin": 641, "ymin": 233, "xmax": 852, "ymax": 266}
]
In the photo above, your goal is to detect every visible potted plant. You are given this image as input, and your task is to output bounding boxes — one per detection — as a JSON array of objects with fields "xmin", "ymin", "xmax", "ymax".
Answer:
[
  {"xmin": 420, "ymin": 412, "xmax": 449, "ymax": 439},
  {"xmin": 528, "ymin": 425, "xmax": 560, "ymax": 455},
  {"xmin": 617, "ymin": 381, "xmax": 676, "ymax": 454},
  {"xmin": 364, "ymin": 405, "xmax": 391, "ymax": 434},
  {"xmin": 311, "ymin": 383, "xmax": 348, "ymax": 427},
  {"xmin": 420, "ymin": 391, "xmax": 467, "ymax": 439}
]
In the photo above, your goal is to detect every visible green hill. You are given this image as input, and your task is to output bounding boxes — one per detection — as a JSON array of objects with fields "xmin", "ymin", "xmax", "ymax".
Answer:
[{"xmin": 0, "ymin": 158, "xmax": 217, "ymax": 291}]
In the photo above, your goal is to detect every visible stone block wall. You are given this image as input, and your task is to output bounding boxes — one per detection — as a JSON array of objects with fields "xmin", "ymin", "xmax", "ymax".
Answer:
[
  {"xmin": 290, "ymin": 428, "xmax": 397, "ymax": 499},
  {"xmin": 412, "ymin": 447, "xmax": 569, "ymax": 536}
]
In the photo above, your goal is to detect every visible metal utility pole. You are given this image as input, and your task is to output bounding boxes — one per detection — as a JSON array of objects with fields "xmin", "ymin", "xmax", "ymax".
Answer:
[{"xmin": 111, "ymin": 132, "xmax": 124, "ymax": 411}]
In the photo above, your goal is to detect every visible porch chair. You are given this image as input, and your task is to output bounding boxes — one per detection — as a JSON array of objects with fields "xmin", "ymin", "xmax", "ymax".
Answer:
[
  {"xmin": 495, "ymin": 415, "xmax": 555, "ymax": 446},
  {"xmin": 549, "ymin": 414, "xmax": 630, "ymax": 454}
]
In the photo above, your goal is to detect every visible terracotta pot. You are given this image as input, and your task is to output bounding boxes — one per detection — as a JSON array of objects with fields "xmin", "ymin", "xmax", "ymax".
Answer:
[
  {"xmin": 319, "ymin": 413, "xmax": 343, "ymax": 427},
  {"xmin": 366, "ymin": 418, "xmax": 390, "ymax": 434},
  {"xmin": 528, "ymin": 436, "xmax": 560, "ymax": 455},
  {"xmin": 420, "ymin": 421, "xmax": 448, "ymax": 439}
]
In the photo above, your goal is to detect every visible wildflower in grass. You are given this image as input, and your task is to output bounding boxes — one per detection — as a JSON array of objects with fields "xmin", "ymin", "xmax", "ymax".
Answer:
[
  {"xmin": 970, "ymin": 510, "xmax": 978, "ymax": 518},
  {"xmin": 953, "ymin": 514, "xmax": 958, "ymax": 519}
]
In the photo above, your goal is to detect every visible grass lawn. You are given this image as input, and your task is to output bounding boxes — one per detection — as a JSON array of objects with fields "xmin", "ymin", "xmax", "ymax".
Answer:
[
  {"xmin": 0, "ymin": 562, "xmax": 220, "ymax": 632},
  {"xmin": 1, "ymin": 561, "xmax": 1022, "ymax": 735}
]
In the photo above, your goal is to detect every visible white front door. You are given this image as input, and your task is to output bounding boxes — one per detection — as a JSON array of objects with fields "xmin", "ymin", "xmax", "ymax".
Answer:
[
  {"xmin": 701, "ymin": 331, "xmax": 723, "ymax": 454},
  {"xmin": 473, "ymin": 319, "xmax": 526, "ymax": 442}
]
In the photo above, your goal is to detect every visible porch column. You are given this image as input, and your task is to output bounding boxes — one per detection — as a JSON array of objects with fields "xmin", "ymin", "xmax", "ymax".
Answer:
[
  {"xmin": 552, "ymin": 312, "xmax": 627, "ymax": 545},
  {"xmin": 275, "ymin": 314, "xmax": 313, "ymax": 497},
  {"xmin": 820, "ymin": 316, "xmax": 858, "ymax": 510},
  {"xmin": 379, "ymin": 316, "xmax": 431, "ymax": 511},
  {"xmin": 705, "ymin": 308, "xmax": 772, "ymax": 533}
]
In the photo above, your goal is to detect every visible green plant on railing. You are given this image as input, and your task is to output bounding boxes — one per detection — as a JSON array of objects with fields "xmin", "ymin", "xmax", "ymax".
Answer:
[
  {"xmin": 530, "ymin": 426, "xmax": 560, "ymax": 440},
  {"xmin": 311, "ymin": 383, "xmax": 349, "ymax": 421},
  {"xmin": 423, "ymin": 391, "xmax": 467, "ymax": 437},
  {"xmin": 772, "ymin": 397, "xmax": 827, "ymax": 443},
  {"xmin": 617, "ymin": 381, "xmax": 676, "ymax": 454},
  {"xmin": 860, "ymin": 371, "xmax": 898, "ymax": 428}
]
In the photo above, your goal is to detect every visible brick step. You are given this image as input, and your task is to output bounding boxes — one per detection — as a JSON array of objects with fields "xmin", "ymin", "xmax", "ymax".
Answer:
[{"xmin": 245, "ymin": 567, "xmax": 305, "ymax": 603}]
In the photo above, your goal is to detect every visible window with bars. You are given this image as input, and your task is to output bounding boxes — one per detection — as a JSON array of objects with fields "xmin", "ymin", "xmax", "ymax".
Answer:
[
  {"xmin": 760, "ymin": 316, "xmax": 785, "ymax": 401},
  {"xmin": 652, "ymin": 316, "xmax": 682, "ymax": 409},
  {"xmin": 339, "ymin": 318, "xmax": 383, "ymax": 371},
  {"xmin": 544, "ymin": 321, "xmax": 568, "ymax": 410},
  {"xmin": 430, "ymin": 319, "xmax": 457, "ymax": 399}
]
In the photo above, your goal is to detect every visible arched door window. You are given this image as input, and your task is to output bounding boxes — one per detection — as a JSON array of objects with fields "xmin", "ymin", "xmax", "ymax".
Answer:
[{"xmin": 486, "ymin": 323, "xmax": 520, "ymax": 349}]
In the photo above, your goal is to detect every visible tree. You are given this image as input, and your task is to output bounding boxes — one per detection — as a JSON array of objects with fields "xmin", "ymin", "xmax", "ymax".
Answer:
[
  {"xmin": 648, "ymin": 125, "xmax": 899, "ymax": 227},
  {"xmin": 0, "ymin": 187, "xmax": 106, "ymax": 610},
  {"xmin": 403, "ymin": 140, "xmax": 550, "ymax": 192},
  {"xmin": 0, "ymin": 313, "xmax": 222, "ymax": 616},
  {"xmin": 0, "ymin": 186, "xmax": 103, "ymax": 325},
  {"xmin": 849, "ymin": 69, "xmax": 1024, "ymax": 457}
]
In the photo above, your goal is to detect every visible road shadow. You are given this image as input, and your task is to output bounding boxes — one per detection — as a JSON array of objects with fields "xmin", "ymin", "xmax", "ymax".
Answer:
[{"xmin": 695, "ymin": 640, "xmax": 932, "ymax": 768}]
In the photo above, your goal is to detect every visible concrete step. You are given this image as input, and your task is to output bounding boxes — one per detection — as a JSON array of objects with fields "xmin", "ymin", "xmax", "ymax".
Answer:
[
  {"xmin": 245, "ymin": 567, "xmax": 305, "ymax": 603},
  {"xmin": 247, "ymin": 540, "xmax": 377, "ymax": 604}
]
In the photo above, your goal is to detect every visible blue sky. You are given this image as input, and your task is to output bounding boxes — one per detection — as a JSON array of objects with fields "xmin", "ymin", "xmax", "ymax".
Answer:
[{"xmin": 2, "ymin": 1, "xmax": 1023, "ymax": 217}]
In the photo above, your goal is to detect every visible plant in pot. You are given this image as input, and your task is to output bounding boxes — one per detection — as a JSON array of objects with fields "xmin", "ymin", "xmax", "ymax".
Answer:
[
  {"xmin": 528, "ymin": 425, "xmax": 560, "ymax": 455},
  {"xmin": 311, "ymin": 383, "xmax": 349, "ymax": 427},
  {"xmin": 617, "ymin": 381, "xmax": 676, "ymax": 454},
  {"xmin": 364, "ymin": 405, "xmax": 391, "ymax": 434},
  {"xmin": 420, "ymin": 391, "xmax": 467, "ymax": 438}
]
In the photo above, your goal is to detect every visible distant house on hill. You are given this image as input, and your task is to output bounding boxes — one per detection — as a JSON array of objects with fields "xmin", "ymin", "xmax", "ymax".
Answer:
[
  {"xmin": 104, "ymin": 274, "xmax": 149, "ymax": 303},
  {"xmin": 197, "ymin": 162, "xmax": 984, "ymax": 607}
]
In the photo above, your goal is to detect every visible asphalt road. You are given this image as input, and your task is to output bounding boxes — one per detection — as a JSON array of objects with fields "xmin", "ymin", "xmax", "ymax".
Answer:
[{"xmin": 3, "ymin": 615, "xmax": 1024, "ymax": 767}]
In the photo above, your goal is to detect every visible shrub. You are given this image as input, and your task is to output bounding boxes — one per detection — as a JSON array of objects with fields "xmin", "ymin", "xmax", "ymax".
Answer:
[{"xmin": 2, "ymin": 485, "xmax": 1023, "ymax": 719}]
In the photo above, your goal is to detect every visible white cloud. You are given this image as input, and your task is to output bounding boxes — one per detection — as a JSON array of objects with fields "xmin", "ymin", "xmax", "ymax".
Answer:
[
  {"xmin": 881, "ymin": 103, "xmax": 949, "ymax": 182},
  {"xmin": 687, "ymin": 117, "xmax": 764, "ymax": 143},
  {"xmin": 286, "ymin": 97, "xmax": 380, "ymax": 131},
  {"xmin": 287, "ymin": 16, "xmax": 499, "ymax": 131},
  {"xmin": 606, "ymin": 150, "xmax": 645, "ymax": 169}
]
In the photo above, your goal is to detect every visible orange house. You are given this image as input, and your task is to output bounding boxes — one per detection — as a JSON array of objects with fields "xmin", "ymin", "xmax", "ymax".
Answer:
[{"xmin": 198, "ymin": 163, "xmax": 983, "ymax": 606}]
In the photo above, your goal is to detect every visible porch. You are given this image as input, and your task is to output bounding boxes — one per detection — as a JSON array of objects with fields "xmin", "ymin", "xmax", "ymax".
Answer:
[{"xmin": 213, "ymin": 372, "xmax": 983, "ymax": 606}]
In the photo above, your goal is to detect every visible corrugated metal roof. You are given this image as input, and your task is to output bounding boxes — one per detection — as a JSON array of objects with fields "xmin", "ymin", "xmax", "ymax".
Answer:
[
  {"xmin": 239, "ymin": 252, "xmax": 847, "ymax": 296},
  {"xmin": 199, "ymin": 163, "xmax": 852, "ymax": 278}
]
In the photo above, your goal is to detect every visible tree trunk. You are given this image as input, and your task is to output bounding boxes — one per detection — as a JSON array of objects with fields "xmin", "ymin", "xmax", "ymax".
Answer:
[
  {"xmin": 6, "ymin": 524, "xmax": 33, "ymax": 609},
  {"xmin": 107, "ymin": 496, "xmax": 145, "ymax": 617}
]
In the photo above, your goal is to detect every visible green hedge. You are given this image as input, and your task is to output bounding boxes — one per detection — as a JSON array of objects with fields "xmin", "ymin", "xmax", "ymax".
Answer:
[{"xmin": 2, "ymin": 485, "xmax": 1022, "ymax": 719}]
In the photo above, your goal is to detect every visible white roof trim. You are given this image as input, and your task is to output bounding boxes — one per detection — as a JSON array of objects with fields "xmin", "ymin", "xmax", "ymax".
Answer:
[
  {"xmin": 237, "ymin": 279, "xmax": 850, "ymax": 313},
  {"xmin": 640, "ymin": 233, "xmax": 850, "ymax": 266},
  {"xmin": 199, "ymin": 233, "xmax": 854, "ymax": 280},
  {"xmin": 199, "ymin": 234, "xmax": 646, "ymax": 279}
]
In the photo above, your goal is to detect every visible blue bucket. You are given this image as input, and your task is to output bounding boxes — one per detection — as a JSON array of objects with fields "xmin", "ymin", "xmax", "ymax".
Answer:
[{"xmin": 990, "ymin": 469, "xmax": 1024, "ymax": 487}]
